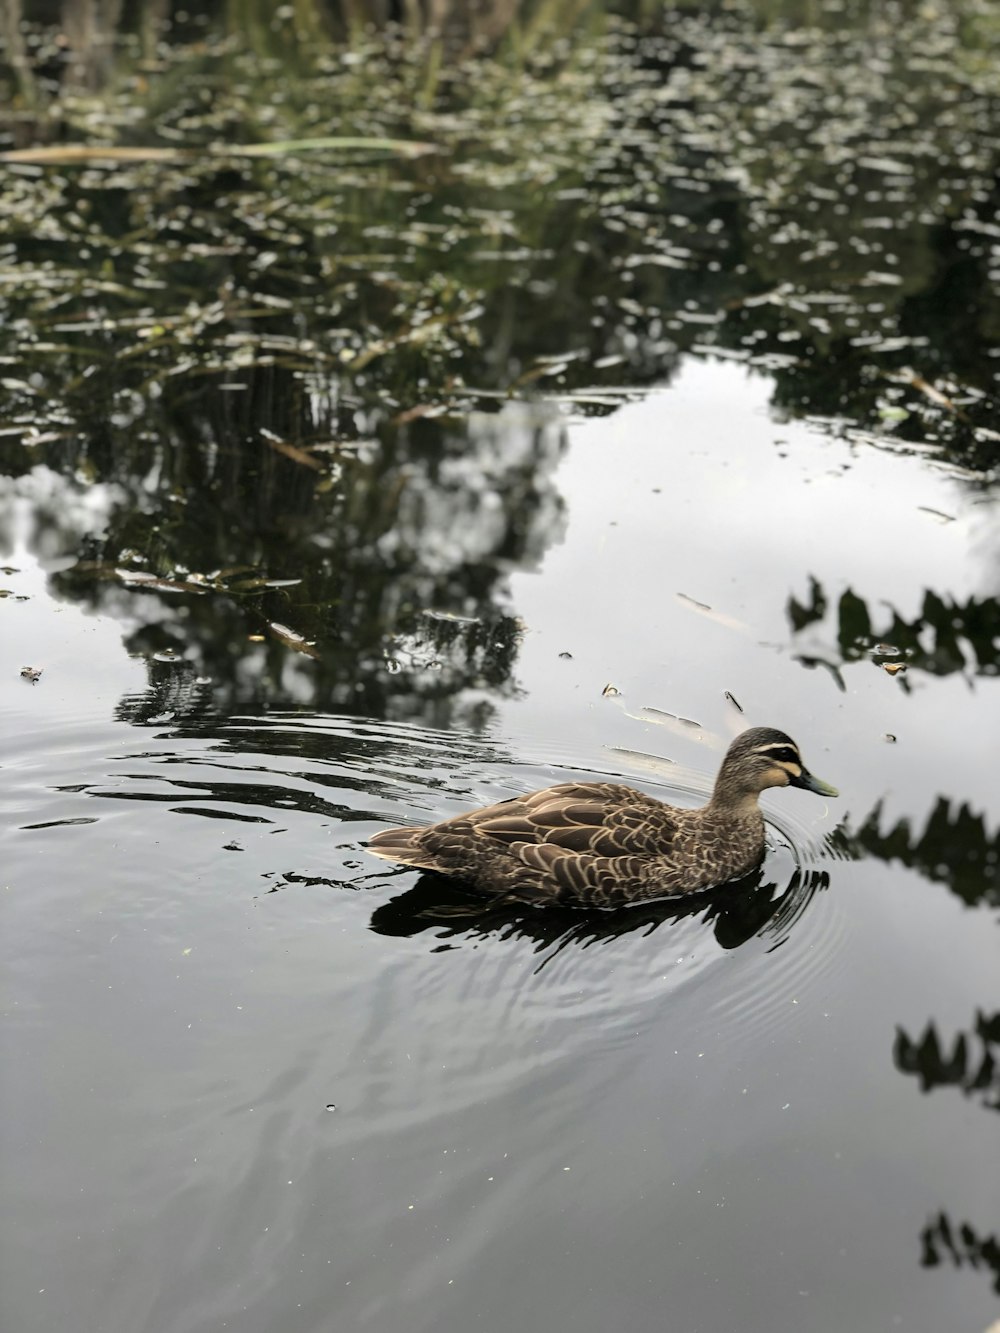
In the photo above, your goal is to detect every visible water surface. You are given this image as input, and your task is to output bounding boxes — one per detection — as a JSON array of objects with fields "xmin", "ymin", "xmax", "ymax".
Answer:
[{"xmin": 1, "ymin": 7, "xmax": 998, "ymax": 1332}]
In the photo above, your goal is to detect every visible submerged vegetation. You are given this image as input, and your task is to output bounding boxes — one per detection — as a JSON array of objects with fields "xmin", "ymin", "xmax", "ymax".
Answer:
[{"xmin": 1, "ymin": 0, "xmax": 998, "ymax": 717}]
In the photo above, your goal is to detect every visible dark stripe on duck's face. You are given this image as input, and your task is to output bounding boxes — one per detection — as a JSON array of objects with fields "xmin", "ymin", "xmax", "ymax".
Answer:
[{"xmin": 752, "ymin": 742, "xmax": 802, "ymax": 767}]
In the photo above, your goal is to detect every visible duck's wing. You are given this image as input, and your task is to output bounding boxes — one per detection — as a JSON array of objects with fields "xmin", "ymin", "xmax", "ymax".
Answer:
[
  {"xmin": 465, "ymin": 781, "xmax": 681, "ymax": 857},
  {"xmin": 367, "ymin": 781, "xmax": 687, "ymax": 904}
]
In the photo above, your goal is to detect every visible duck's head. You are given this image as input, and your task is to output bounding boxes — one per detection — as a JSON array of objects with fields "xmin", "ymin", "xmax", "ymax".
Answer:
[{"xmin": 714, "ymin": 727, "xmax": 839, "ymax": 802}]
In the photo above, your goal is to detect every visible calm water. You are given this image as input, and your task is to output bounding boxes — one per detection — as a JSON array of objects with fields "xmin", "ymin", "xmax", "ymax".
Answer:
[
  {"xmin": 3, "ymin": 362, "xmax": 998, "ymax": 1333},
  {"xmin": 1, "ymin": 5, "xmax": 999, "ymax": 1332}
]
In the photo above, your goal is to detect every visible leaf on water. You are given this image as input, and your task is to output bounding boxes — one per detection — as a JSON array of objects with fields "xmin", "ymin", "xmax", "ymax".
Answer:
[
  {"xmin": 909, "ymin": 375, "xmax": 967, "ymax": 421},
  {"xmin": 421, "ymin": 609, "xmax": 481, "ymax": 625},
  {"xmin": 675, "ymin": 592, "xmax": 748, "ymax": 633},
  {"xmin": 393, "ymin": 403, "xmax": 449, "ymax": 425},
  {"xmin": 641, "ymin": 707, "xmax": 702, "ymax": 729},
  {"xmin": 724, "ymin": 690, "xmax": 743, "ymax": 712},
  {"xmin": 856, "ymin": 156, "xmax": 913, "ymax": 176},
  {"xmin": 511, "ymin": 361, "xmax": 571, "ymax": 388},
  {"xmin": 0, "ymin": 145, "xmax": 186, "ymax": 164},
  {"xmin": 607, "ymin": 747, "xmax": 714, "ymax": 794},
  {"xmin": 346, "ymin": 339, "xmax": 390, "ymax": 371},
  {"xmin": 115, "ymin": 569, "xmax": 207, "ymax": 594},
  {"xmin": 262, "ymin": 432, "xmax": 324, "ymax": 471},
  {"xmin": 606, "ymin": 747, "xmax": 678, "ymax": 779},
  {"xmin": 236, "ymin": 136, "xmax": 437, "ymax": 158},
  {"xmin": 0, "ymin": 138, "xmax": 437, "ymax": 167},
  {"xmin": 601, "ymin": 682, "xmax": 621, "ymax": 697},
  {"xmin": 636, "ymin": 709, "xmax": 721, "ymax": 748},
  {"xmin": 881, "ymin": 662, "xmax": 906, "ymax": 675},
  {"xmin": 268, "ymin": 622, "xmax": 320, "ymax": 658}
]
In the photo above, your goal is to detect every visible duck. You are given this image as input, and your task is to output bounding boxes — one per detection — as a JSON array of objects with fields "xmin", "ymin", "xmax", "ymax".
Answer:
[{"xmin": 367, "ymin": 726, "xmax": 837, "ymax": 908}]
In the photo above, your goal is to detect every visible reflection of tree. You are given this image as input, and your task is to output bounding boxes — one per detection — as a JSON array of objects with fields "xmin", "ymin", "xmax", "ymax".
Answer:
[
  {"xmin": 368, "ymin": 865, "xmax": 830, "ymax": 960},
  {"xmin": 920, "ymin": 1212, "xmax": 1000, "ymax": 1296},
  {"xmin": 32, "ymin": 393, "xmax": 567, "ymax": 725},
  {"xmin": 850, "ymin": 798, "xmax": 999, "ymax": 910},
  {"xmin": 3, "ymin": 10, "xmax": 999, "ymax": 728},
  {"xmin": 894, "ymin": 1012, "xmax": 1000, "ymax": 1113},
  {"xmin": 873, "ymin": 791, "xmax": 1000, "ymax": 1299},
  {"xmin": 788, "ymin": 582, "xmax": 1000, "ymax": 680}
]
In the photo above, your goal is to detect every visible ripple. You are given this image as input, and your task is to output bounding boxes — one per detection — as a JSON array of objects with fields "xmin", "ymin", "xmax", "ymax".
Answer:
[
  {"xmin": 6, "ymin": 709, "xmax": 852, "ymax": 1064},
  {"xmin": 357, "ymin": 736, "xmax": 852, "ymax": 1061}
]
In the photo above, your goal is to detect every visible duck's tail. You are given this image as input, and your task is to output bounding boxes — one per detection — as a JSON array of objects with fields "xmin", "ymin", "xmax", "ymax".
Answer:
[{"xmin": 367, "ymin": 825, "xmax": 442, "ymax": 871}]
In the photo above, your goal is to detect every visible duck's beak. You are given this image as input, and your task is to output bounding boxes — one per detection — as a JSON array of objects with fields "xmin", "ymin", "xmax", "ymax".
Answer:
[{"xmin": 792, "ymin": 766, "xmax": 839, "ymax": 798}]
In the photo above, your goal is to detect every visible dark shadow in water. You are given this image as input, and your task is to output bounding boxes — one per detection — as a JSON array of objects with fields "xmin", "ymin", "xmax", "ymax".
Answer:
[
  {"xmin": 864, "ymin": 797, "xmax": 1000, "ymax": 1297},
  {"xmin": 789, "ymin": 582, "xmax": 1000, "ymax": 682},
  {"xmin": 920, "ymin": 1213, "xmax": 1000, "ymax": 1296},
  {"xmin": 894, "ymin": 1012, "xmax": 1000, "ymax": 1115},
  {"xmin": 368, "ymin": 864, "xmax": 830, "ymax": 962},
  {"xmin": 849, "ymin": 797, "xmax": 1000, "ymax": 911}
]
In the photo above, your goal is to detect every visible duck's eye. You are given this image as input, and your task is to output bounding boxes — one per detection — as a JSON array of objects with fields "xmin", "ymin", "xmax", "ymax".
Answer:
[{"xmin": 759, "ymin": 745, "xmax": 799, "ymax": 766}]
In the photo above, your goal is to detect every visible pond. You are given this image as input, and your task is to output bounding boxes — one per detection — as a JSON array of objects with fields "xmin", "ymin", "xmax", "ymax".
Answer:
[{"xmin": 1, "ymin": 5, "xmax": 998, "ymax": 1333}]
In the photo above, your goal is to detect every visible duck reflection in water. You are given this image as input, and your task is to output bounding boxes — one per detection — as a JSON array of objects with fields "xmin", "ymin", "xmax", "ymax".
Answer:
[{"xmin": 369, "ymin": 863, "xmax": 830, "ymax": 958}]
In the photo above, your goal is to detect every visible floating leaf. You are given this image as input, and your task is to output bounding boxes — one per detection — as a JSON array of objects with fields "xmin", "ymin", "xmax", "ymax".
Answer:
[
  {"xmin": 909, "ymin": 375, "xmax": 962, "ymax": 416},
  {"xmin": 116, "ymin": 569, "xmax": 207, "ymax": 594},
  {"xmin": 0, "ymin": 137, "xmax": 437, "ymax": 167},
  {"xmin": 676, "ymin": 592, "xmax": 748, "ymax": 633},
  {"xmin": 268, "ymin": 622, "xmax": 320, "ymax": 659}
]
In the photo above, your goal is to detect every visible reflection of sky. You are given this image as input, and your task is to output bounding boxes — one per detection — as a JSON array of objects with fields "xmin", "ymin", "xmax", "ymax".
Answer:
[
  {"xmin": 503, "ymin": 358, "xmax": 999, "ymax": 837},
  {"xmin": 0, "ymin": 465, "xmax": 125, "ymax": 558},
  {"xmin": 2, "ymin": 357, "xmax": 997, "ymax": 844}
]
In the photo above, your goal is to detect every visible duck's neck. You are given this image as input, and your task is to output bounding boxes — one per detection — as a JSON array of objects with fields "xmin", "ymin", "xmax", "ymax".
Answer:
[{"xmin": 705, "ymin": 774, "xmax": 763, "ymax": 821}]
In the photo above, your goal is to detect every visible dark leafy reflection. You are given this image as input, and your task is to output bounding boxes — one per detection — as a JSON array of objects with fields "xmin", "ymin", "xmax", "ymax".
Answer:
[
  {"xmin": 850, "ymin": 798, "xmax": 1000, "ymax": 911},
  {"xmin": 920, "ymin": 1213, "xmax": 1000, "ymax": 1296},
  {"xmin": 2, "ymin": 2, "xmax": 998, "ymax": 457},
  {"xmin": 368, "ymin": 864, "xmax": 830, "ymax": 960},
  {"xmin": 894, "ymin": 1012, "xmax": 1000, "ymax": 1114},
  {"xmin": 790, "ymin": 581, "xmax": 1000, "ymax": 681},
  {"xmin": 1, "ymin": 7, "xmax": 998, "ymax": 722},
  {"xmin": 22, "ymin": 401, "xmax": 565, "ymax": 724}
]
